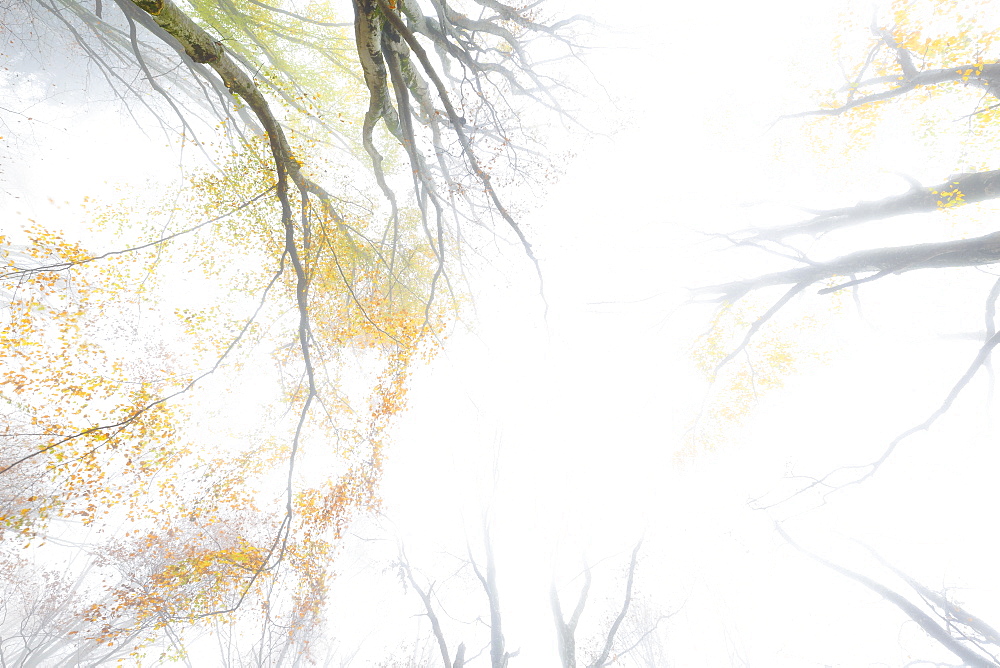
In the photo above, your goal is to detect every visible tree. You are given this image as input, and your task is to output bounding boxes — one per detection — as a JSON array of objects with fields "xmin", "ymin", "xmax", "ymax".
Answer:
[
  {"xmin": 674, "ymin": 3, "xmax": 1000, "ymax": 664},
  {"xmin": 0, "ymin": 555, "xmax": 141, "ymax": 666},
  {"xmin": 0, "ymin": 0, "xmax": 587, "ymax": 657},
  {"xmin": 693, "ymin": 0, "xmax": 1000, "ymax": 494},
  {"xmin": 394, "ymin": 524, "xmax": 514, "ymax": 668},
  {"xmin": 551, "ymin": 540, "xmax": 671, "ymax": 668},
  {"xmin": 394, "ymin": 532, "xmax": 668, "ymax": 668}
]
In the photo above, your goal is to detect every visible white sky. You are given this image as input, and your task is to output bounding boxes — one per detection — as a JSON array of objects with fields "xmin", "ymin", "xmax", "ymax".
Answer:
[
  {"xmin": 368, "ymin": 1, "xmax": 1000, "ymax": 665},
  {"xmin": 5, "ymin": 0, "xmax": 1000, "ymax": 665}
]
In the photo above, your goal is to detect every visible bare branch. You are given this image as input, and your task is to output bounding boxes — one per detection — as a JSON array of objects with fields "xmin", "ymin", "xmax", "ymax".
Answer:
[
  {"xmin": 468, "ymin": 526, "xmax": 511, "ymax": 668},
  {"xmin": 587, "ymin": 540, "xmax": 641, "ymax": 668},
  {"xmin": 551, "ymin": 564, "xmax": 592, "ymax": 668},
  {"xmin": 699, "ymin": 231, "xmax": 1000, "ymax": 304},
  {"xmin": 860, "ymin": 544, "xmax": 1000, "ymax": 652},
  {"xmin": 737, "ymin": 170, "xmax": 1000, "ymax": 244},
  {"xmin": 777, "ymin": 525, "xmax": 999, "ymax": 668},
  {"xmin": 755, "ymin": 324, "xmax": 1000, "ymax": 508},
  {"xmin": 398, "ymin": 548, "xmax": 454, "ymax": 668}
]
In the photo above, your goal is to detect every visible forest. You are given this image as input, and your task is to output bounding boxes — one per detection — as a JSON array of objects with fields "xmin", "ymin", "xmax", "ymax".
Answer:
[{"xmin": 3, "ymin": 0, "xmax": 1000, "ymax": 665}]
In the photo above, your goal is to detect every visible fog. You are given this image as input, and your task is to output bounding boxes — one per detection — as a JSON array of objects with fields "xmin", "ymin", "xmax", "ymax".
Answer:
[{"xmin": 4, "ymin": 0, "xmax": 1000, "ymax": 665}]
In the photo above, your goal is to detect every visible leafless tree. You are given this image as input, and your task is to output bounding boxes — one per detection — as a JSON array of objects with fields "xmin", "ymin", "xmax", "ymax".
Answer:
[
  {"xmin": 395, "ymin": 524, "xmax": 514, "ymax": 668},
  {"xmin": 551, "ymin": 540, "xmax": 671, "ymax": 668},
  {"xmin": 393, "ymin": 535, "xmax": 669, "ymax": 668}
]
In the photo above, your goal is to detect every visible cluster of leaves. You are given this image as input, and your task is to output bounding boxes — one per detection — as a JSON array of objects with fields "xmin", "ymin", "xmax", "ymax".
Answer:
[
  {"xmin": 801, "ymin": 0, "xmax": 1000, "ymax": 176},
  {"xmin": 682, "ymin": 297, "xmax": 834, "ymax": 463},
  {"xmin": 888, "ymin": 0, "xmax": 1000, "ymax": 65},
  {"xmin": 1, "ymin": 227, "xmax": 186, "ymax": 537},
  {"xmin": 0, "ymin": 0, "xmax": 585, "ymax": 659},
  {"xmin": 1, "ymin": 109, "xmax": 449, "ymax": 663}
]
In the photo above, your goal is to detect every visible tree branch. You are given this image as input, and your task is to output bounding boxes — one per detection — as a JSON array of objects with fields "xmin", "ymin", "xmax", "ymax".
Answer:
[
  {"xmin": 737, "ymin": 170, "xmax": 1000, "ymax": 244},
  {"xmin": 777, "ymin": 525, "xmax": 999, "ymax": 668},
  {"xmin": 551, "ymin": 565, "xmax": 592, "ymax": 668},
  {"xmin": 699, "ymin": 231, "xmax": 1000, "ymax": 304},
  {"xmin": 587, "ymin": 540, "xmax": 641, "ymax": 668}
]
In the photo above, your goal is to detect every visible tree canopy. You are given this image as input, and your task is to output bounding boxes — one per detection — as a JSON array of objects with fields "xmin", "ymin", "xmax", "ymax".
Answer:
[
  {"xmin": 696, "ymin": 0, "xmax": 1000, "ymax": 493},
  {"xmin": 5, "ymin": 0, "xmax": 1000, "ymax": 665},
  {"xmin": 1, "ymin": 0, "xmax": 587, "ymax": 660}
]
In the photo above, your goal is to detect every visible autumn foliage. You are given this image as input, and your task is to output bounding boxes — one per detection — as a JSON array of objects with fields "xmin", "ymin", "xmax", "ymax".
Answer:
[
  {"xmin": 2, "ymin": 131, "xmax": 447, "ymax": 660},
  {"xmin": 0, "ymin": 0, "xmax": 590, "ymax": 653}
]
